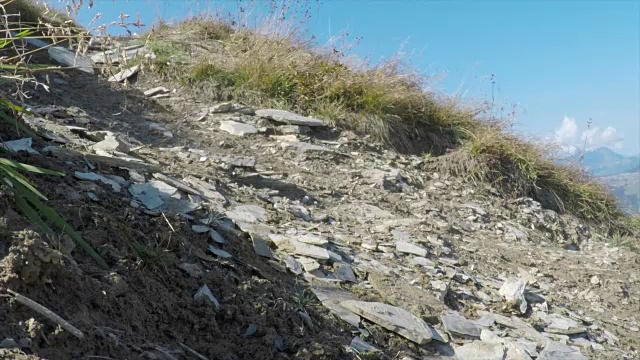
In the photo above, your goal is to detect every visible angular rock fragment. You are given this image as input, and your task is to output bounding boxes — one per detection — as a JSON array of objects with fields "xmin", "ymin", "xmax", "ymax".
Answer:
[
  {"xmin": 350, "ymin": 337, "xmax": 380, "ymax": 353},
  {"xmin": 1, "ymin": 138, "xmax": 38, "ymax": 154},
  {"xmin": 290, "ymin": 240, "xmax": 330, "ymax": 260},
  {"xmin": 499, "ymin": 278, "xmax": 528, "ymax": 314},
  {"xmin": 252, "ymin": 235, "xmax": 273, "ymax": 258},
  {"xmin": 226, "ymin": 204, "xmax": 266, "ymax": 224},
  {"xmin": 75, "ymin": 172, "xmax": 122, "ymax": 192},
  {"xmin": 255, "ymin": 109, "xmax": 327, "ymax": 127},
  {"xmin": 395, "ymin": 240, "xmax": 428, "ymax": 257},
  {"xmin": 48, "ymin": 46, "xmax": 94, "ymax": 74},
  {"xmin": 454, "ymin": 341, "xmax": 505, "ymax": 360},
  {"xmin": 310, "ymin": 283, "xmax": 361, "ymax": 327},
  {"xmin": 207, "ymin": 245, "xmax": 232, "ymax": 259},
  {"xmin": 340, "ymin": 300, "xmax": 433, "ymax": 345},
  {"xmin": 219, "ymin": 120, "xmax": 258, "ymax": 136},
  {"xmin": 538, "ymin": 341, "xmax": 586, "ymax": 360},
  {"xmin": 441, "ymin": 312, "xmax": 482, "ymax": 339},
  {"xmin": 194, "ymin": 285, "xmax": 220, "ymax": 310},
  {"xmin": 332, "ymin": 263, "xmax": 357, "ymax": 283},
  {"xmin": 108, "ymin": 65, "xmax": 140, "ymax": 82},
  {"xmin": 144, "ymin": 87, "xmax": 170, "ymax": 97},
  {"xmin": 284, "ymin": 256, "xmax": 303, "ymax": 275}
]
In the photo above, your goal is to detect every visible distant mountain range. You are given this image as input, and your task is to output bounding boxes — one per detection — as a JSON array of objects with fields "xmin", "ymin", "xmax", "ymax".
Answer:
[
  {"xmin": 566, "ymin": 147, "xmax": 640, "ymax": 214},
  {"xmin": 579, "ymin": 147, "xmax": 640, "ymax": 177}
]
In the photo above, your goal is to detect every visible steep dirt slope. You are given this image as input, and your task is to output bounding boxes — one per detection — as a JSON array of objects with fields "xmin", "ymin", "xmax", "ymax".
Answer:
[{"xmin": 0, "ymin": 39, "xmax": 638, "ymax": 360}]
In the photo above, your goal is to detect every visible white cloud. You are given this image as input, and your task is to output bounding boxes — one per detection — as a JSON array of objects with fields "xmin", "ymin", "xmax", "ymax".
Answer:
[
  {"xmin": 552, "ymin": 116, "xmax": 624, "ymax": 154},
  {"xmin": 554, "ymin": 116, "xmax": 578, "ymax": 145},
  {"xmin": 581, "ymin": 126, "xmax": 624, "ymax": 150}
]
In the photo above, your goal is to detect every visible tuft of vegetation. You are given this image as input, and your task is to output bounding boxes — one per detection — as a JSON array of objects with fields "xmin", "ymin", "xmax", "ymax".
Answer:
[{"xmin": 0, "ymin": 0, "xmax": 108, "ymax": 268}]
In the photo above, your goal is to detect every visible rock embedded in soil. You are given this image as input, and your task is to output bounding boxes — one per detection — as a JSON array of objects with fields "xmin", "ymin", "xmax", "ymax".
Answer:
[
  {"xmin": 310, "ymin": 283, "xmax": 361, "ymax": 327},
  {"xmin": 350, "ymin": 337, "xmax": 380, "ymax": 353},
  {"xmin": 284, "ymin": 256, "xmax": 303, "ymax": 275},
  {"xmin": 207, "ymin": 245, "xmax": 232, "ymax": 259},
  {"xmin": 255, "ymin": 109, "xmax": 327, "ymax": 127},
  {"xmin": 332, "ymin": 263, "xmax": 357, "ymax": 283},
  {"xmin": 252, "ymin": 236, "xmax": 273, "ymax": 258},
  {"xmin": 454, "ymin": 341, "xmax": 506, "ymax": 360},
  {"xmin": 48, "ymin": 46, "xmax": 94, "ymax": 74},
  {"xmin": 499, "ymin": 277, "xmax": 528, "ymax": 314},
  {"xmin": 289, "ymin": 240, "xmax": 330, "ymax": 260},
  {"xmin": 219, "ymin": 120, "xmax": 258, "ymax": 137},
  {"xmin": 193, "ymin": 285, "xmax": 220, "ymax": 311},
  {"xmin": 74, "ymin": 172, "xmax": 122, "ymax": 192},
  {"xmin": 108, "ymin": 64, "xmax": 140, "ymax": 82},
  {"xmin": 395, "ymin": 240, "xmax": 428, "ymax": 257},
  {"xmin": 209, "ymin": 229, "xmax": 226, "ymax": 244},
  {"xmin": 537, "ymin": 341, "xmax": 586, "ymax": 360},
  {"xmin": 340, "ymin": 300, "xmax": 433, "ymax": 345},
  {"xmin": 441, "ymin": 312, "xmax": 482, "ymax": 339},
  {"xmin": 143, "ymin": 86, "xmax": 170, "ymax": 97}
]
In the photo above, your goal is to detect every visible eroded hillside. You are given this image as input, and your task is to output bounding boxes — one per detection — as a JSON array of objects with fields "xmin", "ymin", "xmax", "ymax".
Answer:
[{"xmin": 0, "ymin": 4, "xmax": 639, "ymax": 360}]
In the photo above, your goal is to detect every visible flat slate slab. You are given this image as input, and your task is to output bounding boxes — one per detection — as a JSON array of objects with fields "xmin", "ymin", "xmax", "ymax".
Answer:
[
  {"xmin": 441, "ymin": 312, "xmax": 482, "ymax": 339},
  {"xmin": 454, "ymin": 341, "xmax": 505, "ymax": 360},
  {"xmin": 48, "ymin": 46, "xmax": 95, "ymax": 74},
  {"xmin": 219, "ymin": 120, "xmax": 258, "ymax": 136},
  {"xmin": 395, "ymin": 240, "xmax": 428, "ymax": 257},
  {"xmin": 289, "ymin": 240, "xmax": 330, "ymax": 260},
  {"xmin": 340, "ymin": 300, "xmax": 433, "ymax": 345},
  {"xmin": 255, "ymin": 109, "xmax": 327, "ymax": 127},
  {"xmin": 310, "ymin": 283, "xmax": 361, "ymax": 327}
]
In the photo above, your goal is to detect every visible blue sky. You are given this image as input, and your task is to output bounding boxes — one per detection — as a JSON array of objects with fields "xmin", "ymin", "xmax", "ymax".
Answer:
[{"xmin": 47, "ymin": 0, "xmax": 640, "ymax": 155}]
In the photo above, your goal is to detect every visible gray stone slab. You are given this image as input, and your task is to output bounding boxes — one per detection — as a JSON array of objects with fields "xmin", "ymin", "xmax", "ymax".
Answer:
[
  {"xmin": 454, "ymin": 341, "xmax": 505, "ymax": 360},
  {"xmin": 256, "ymin": 109, "xmax": 327, "ymax": 127},
  {"xmin": 441, "ymin": 312, "xmax": 482, "ymax": 339},
  {"xmin": 219, "ymin": 120, "xmax": 258, "ymax": 136},
  {"xmin": 341, "ymin": 300, "xmax": 433, "ymax": 345}
]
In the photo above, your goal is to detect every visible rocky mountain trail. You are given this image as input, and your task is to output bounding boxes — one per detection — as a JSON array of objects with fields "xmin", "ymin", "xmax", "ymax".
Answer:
[{"xmin": 0, "ymin": 37, "xmax": 638, "ymax": 360}]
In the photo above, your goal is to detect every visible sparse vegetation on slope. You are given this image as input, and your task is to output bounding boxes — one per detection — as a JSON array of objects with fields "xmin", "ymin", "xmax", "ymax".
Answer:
[{"xmin": 136, "ymin": 4, "xmax": 625, "ymax": 228}]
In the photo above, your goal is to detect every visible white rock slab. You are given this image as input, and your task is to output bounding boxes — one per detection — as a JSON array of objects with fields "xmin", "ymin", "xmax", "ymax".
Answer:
[{"xmin": 219, "ymin": 120, "xmax": 258, "ymax": 136}]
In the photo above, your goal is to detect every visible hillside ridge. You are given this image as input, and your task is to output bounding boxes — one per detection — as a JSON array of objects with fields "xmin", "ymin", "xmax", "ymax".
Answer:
[{"xmin": 0, "ymin": 2, "xmax": 638, "ymax": 360}]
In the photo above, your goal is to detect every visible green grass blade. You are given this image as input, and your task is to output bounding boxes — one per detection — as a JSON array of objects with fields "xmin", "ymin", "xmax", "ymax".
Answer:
[
  {"xmin": 14, "ymin": 181, "xmax": 108, "ymax": 269},
  {"xmin": 0, "ymin": 110, "xmax": 38, "ymax": 138},
  {"xmin": 0, "ymin": 158, "xmax": 65, "ymax": 176},
  {"xmin": 13, "ymin": 189, "xmax": 56, "ymax": 237},
  {"xmin": 0, "ymin": 165, "xmax": 48, "ymax": 200}
]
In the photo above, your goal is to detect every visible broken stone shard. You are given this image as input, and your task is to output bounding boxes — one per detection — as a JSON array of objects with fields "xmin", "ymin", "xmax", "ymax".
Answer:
[
  {"xmin": 143, "ymin": 87, "xmax": 170, "ymax": 97},
  {"xmin": 395, "ymin": 240, "xmax": 428, "ymax": 257},
  {"xmin": 193, "ymin": 285, "xmax": 220, "ymax": 310},
  {"xmin": 1, "ymin": 138, "xmax": 38, "ymax": 154},
  {"xmin": 48, "ymin": 46, "xmax": 94, "ymax": 74},
  {"xmin": 284, "ymin": 256, "xmax": 303, "ymax": 275},
  {"xmin": 74, "ymin": 172, "xmax": 122, "ymax": 192},
  {"xmin": 340, "ymin": 300, "xmax": 433, "ymax": 345},
  {"xmin": 208, "ymin": 245, "xmax": 233, "ymax": 259},
  {"xmin": 255, "ymin": 109, "xmax": 327, "ymax": 127},
  {"xmin": 310, "ymin": 283, "xmax": 361, "ymax": 327},
  {"xmin": 252, "ymin": 236, "xmax": 273, "ymax": 258},
  {"xmin": 499, "ymin": 278, "xmax": 528, "ymax": 314},
  {"xmin": 537, "ymin": 341, "xmax": 586, "ymax": 360},
  {"xmin": 350, "ymin": 337, "xmax": 380, "ymax": 353},
  {"xmin": 219, "ymin": 120, "xmax": 258, "ymax": 137},
  {"xmin": 290, "ymin": 240, "xmax": 330, "ymax": 260},
  {"xmin": 441, "ymin": 312, "xmax": 482, "ymax": 339},
  {"xmin": 108, "ymin": 65, "xmax": 140, "ymax": 82},
  {"xmin": 454, "ymin": 341, "xmax": 505, "ymax": 360}
]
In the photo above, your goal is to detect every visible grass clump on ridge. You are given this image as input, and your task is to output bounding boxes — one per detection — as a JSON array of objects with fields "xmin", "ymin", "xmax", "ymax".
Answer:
[{"xmin": 140, "ymin": 2, "xmax": 626, "ymax": 228}]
